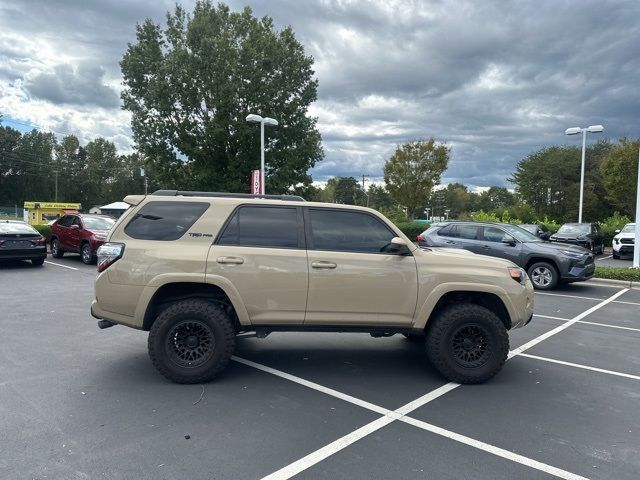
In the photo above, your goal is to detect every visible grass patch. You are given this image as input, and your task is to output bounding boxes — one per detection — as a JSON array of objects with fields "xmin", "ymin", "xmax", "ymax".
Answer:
[{"xmin": 595, "ymin": 266, "xmax": 640, "ymax": 282}]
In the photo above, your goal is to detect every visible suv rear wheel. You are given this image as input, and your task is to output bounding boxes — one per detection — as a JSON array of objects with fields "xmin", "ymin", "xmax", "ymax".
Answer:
[
  {"xmin": 81, "ymin": 243, "xmax": 94, "ymax": 264},
  {"xmin": 148, "ymin": 299, "xmax": 236, "ymax": 384},
  {"xmin": 51, "ymin": 238, "xmax": 64, "ymax": 258},
  {"xmin": 426, "ymin": 304, "xmax": 509, "ymax": 384}
]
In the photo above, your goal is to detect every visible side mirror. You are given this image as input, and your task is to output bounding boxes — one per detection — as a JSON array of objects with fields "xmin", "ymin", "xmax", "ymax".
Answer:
[
  {"xmin": 386, "ymin": 236, "xmax": 410, "ymax": 254},
  {"xmin": 502, "ymin": 236, "xmax": 516, "ymax": 246},
  {"xmin": 615, "ymin": 229, "xmax": 620, "ymax": 234},
  {"xmin": 540, "ymin": 232, "xmax": 551, "ymax": 240},
  {"xmin": 71, "ymin": 224, "xmax": 80, "ymax": 230}
]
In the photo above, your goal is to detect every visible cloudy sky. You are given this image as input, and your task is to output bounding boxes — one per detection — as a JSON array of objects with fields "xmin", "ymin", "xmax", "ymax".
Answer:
[{"xmin": 1, "ymin": 0, "xmax": 639, "ymax": 188}]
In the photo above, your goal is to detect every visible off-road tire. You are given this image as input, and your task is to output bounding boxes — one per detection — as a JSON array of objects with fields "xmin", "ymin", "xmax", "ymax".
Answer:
[
  {"xmin": 148, "ymin": 299, "xmax": 236, "ymax": 384},
  {"xmin": 51, "ymin": 238, "xmax": 64, "ymax": 258},
  {"xmin": 81, "ymin": 243, "xmax": 94, "ymax": 264},
  {"xmin": 31, "ymin": 257, "xmax": 45, "ymax": 266},
  {"xmin": 527, "ymin": 261, "xmax": 558, "ymax": 290},
  {"xmin": 426, "ymin": 304, "xmax": 509, "ymax": 384}
]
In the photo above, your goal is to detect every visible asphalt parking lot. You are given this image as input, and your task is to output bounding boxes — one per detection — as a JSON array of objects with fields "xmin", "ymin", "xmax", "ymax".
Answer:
[{"xmin": 2, "ymin": 253, "xmax": 639, "ymax": 480}]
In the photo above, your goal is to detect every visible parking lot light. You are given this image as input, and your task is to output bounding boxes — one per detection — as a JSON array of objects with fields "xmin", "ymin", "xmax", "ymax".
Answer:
[
  {"xmin": 565, "ymin": 124, "xmax": 605, "ymax": 223},
  {"xmin": 246, "ymin": 113, "xmax": 279, "ymax": 195}
]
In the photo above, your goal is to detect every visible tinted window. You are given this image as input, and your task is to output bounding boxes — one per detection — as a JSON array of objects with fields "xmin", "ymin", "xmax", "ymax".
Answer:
[
  {"xmin": 308, "ymin": 209, "xmax": 395, "ymax": 253},
  {"xmin": 455, "ymin": 225, "xmax": 479, "ymax": 240},
  {"xmin": 57, "ymin": 215, "xmax": 73, "ymax": 227},
  {"xmin": 217, "ymin": 206, "xmax": 299, "ymax": 248},
  {"xmin": 72, "ymin": 217, "xmax": 82, "ymax": 227},
  {"xmin": 437, "ymin": 224, "xmax": 455, "ymax": 237},
  {"xmin": 483, "ymin": 226, "xmax": 506, "ymax": 243},
  {"xmin": 124, "ymin": 201, "xmax": 209, "ymax": 241}
]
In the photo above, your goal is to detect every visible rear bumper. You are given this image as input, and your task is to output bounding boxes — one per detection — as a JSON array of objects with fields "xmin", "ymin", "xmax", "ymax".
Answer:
[
  {"xmin": 91, "ymin": 300, "xmax": 141, "ymax": 329},
  {"xmin": 0, "ymin": 250, "xmax": 47, "ymax": 260}
]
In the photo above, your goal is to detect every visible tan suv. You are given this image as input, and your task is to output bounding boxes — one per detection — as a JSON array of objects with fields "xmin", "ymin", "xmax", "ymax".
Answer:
[{"xmin": 92, "ymin": 191, "xmax": 534, "ymax": 385}]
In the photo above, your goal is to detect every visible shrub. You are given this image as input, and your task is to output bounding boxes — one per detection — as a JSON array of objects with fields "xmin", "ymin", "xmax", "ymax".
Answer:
[
  {"xmin": 396, "ymin": 222, "xmax": 429, "ymax": 240},
  {"xmin": 598, "ymin": 212, "xmax": 631, "ymax": 246},
  {"xmin": 33, "ymin": 224, "xmax": 52, "ymax": 241},
  {"xmin": 595, "ymin": 266, "xmax": 640, "ymax": 282}
]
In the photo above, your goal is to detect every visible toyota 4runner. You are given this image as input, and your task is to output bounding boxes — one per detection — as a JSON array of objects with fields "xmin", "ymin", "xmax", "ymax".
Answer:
[{"xmin": 92, "ymin": 191, "xmax": 534, "ymax": 385}]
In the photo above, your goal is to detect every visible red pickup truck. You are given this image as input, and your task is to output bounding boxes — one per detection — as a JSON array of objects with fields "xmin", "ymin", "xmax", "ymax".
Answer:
[{"xmin": 50, "ymin": 214, "xmax": 115, "ymax": 264}]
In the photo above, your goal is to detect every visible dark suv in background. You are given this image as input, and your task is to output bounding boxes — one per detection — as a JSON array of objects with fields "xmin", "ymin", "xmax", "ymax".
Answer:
[
  {"xmin": 549, "ymin": 223, "xmax": 604, "ymax": 254},
  {"xmin": 50, "ymin": 214, "xmax": 115, "ymax": 264},
  {"xmin": 418, "ymin": 221, "xmax": 595, "ymax": 290}
]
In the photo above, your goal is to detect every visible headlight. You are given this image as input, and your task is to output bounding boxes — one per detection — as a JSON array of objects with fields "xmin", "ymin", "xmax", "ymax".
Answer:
[{"xmin": 559, "ymin": 249, "xmax": 586, "ymax": 258}]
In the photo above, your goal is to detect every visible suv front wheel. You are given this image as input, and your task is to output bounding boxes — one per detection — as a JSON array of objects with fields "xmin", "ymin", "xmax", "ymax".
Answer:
[
  {"xmin": 148, "ymin": 299, "xmax": 236, "ymax": 384},
  {"xmin": 426, "ymin": 304, "xmax": 509, "ymax": 384}
]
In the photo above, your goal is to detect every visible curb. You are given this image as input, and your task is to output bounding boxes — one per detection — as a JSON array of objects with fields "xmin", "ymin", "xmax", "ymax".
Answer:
[{"xmin": 590, "ymin": 278, "xmax": 639, "ymax": 290}]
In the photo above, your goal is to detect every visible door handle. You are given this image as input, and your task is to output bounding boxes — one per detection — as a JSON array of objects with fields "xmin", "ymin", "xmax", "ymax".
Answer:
[
  {"xmin": 311, "ymin": 261, "xmax": 337, "ymax": 269},
  {"xmin": 444, "ymin": 240, "xmax": 456, "ymax": 245},
  {"xmin": 217, "ymin": 256, "xmax": 244, "ymax": 265}
]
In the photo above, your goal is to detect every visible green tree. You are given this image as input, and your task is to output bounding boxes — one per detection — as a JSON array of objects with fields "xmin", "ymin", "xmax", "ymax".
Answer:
[
  {"xmin": 121, "ymin": 1, "xmax": 323, "ymax": 193},
  {"xmin": 601, "ymin": 138, "xmax": 640, "ymax": 217},
  {"xmin": 383, "ymin": 139, "xmax": 449, "ymax": 218},
  {"xmin": 367, "ymin": 184, "xmax": 395, "ymax": 211},
  {"xmin": 324, "ymin": 176, "xmax": 364, "ymax": 205}
]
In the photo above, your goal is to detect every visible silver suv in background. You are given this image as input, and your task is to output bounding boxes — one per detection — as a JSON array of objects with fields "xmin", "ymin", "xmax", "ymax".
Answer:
[{"xmin": 418, "ymin": 221, "xmax": 595, "ymax": 290}]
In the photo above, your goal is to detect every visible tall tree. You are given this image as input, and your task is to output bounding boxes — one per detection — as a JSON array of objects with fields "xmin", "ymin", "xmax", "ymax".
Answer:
[
  {"xmin": 383, "ymin": 139, "xmax": 449, "ymax": 218},
  {"xmin": 601, "ymin": 138, "xmax": 640, "ymax": 217},
  {"xmin": 121, "ymin": 1, "xmax": 323, "ymax": 193}
]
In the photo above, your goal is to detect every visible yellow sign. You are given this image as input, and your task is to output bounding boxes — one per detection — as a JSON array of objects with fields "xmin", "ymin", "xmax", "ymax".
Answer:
[{"xmin": 23, "ymin": 202, "xmax": 81, "ymax": 209}]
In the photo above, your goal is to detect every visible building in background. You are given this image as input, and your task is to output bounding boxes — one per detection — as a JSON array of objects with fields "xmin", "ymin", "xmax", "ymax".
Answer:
[{"xmin": 23, "ymin": 202, "xmax": 81, "ymax": 225}]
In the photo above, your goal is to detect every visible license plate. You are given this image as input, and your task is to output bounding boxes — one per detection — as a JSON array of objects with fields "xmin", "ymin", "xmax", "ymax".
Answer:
[{"xmin": 6, "ymin": 240, "xmax": 32, "ymax": 248}]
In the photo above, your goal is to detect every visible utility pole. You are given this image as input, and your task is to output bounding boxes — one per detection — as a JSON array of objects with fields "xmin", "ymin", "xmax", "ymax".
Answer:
[
  {"xmin": 140, "ymin": 168, "xmax": 148, "ymax": 195},
  {"xmin": 361, "ymin": 174, "xmax": 369, "ymax": 207}
]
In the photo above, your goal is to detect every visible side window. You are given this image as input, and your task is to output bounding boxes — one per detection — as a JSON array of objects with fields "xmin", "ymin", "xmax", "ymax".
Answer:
[
  {"xmin": 124, "ymin": 201, "xmax": 209, "ymax": 241},
  {"xmin": 72, "ymin": 217, "xmax": 82, "ymax": 228},
  {"xmin": 437, "ymin": 224, "xmax": 455, "ymax": 237},
  {"xmin": 58, "ymin": 216, "xmax": 73, "ymax": 227},
  {"xmin": 457, "ymin": 225, "xmax": 479, "ymax": 240},
  {"xmin": 308, "ymin": 209, "xmax": 396, "ymax": 253},
  {"xmin": 482, "ymin": 226, "xmax": 506, "ymax": 243},
  {"xmin": 217, "ymin": 206, "xmax": 299, "ymax": 248}
]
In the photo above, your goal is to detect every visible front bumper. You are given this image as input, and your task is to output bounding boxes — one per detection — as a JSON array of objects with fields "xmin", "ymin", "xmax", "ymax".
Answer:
[{"xmin": 561, "ymin": 261, "xmax": 595, "ymax": 282}]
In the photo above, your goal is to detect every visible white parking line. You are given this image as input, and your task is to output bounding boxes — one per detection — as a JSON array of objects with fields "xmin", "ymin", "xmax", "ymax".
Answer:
[
  {"xmin": 252, "ymin": 288, "xmax": 628, "ymax": 480},
  {"xmin": 509, "ymin": 288, "xmax": 628, "ymax": 358},
  {"xmin": 519, "ymin": 353, "xmax": 640, "ymax": 381},
  {"xmin": 44, "ymin": 260, "xmax": 78, "ymax": 271},
  {"xmin": 400, "ymin": 417, "xmax": 589, "ymax": 480},
  {"xmin": 599, "ymin": 255, "xmax": 613, "ymax": 260},
  {"xmin": 613, "ymin": 300, "xmax": 640, "ymax": 307},
  {"xmin": 535, "ymin": 314, "xmax": 640, "ymax": 333},
  {"xmin": 535, "ymin": 292, "xmax": 601, "ymax": 301}
]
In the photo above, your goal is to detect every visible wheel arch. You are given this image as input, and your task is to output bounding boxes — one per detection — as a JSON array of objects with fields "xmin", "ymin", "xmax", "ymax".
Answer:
[
  {"xmin": 141, "ymin": 280, "xmax": 250, "ymax": 332},
  {"xmin": 416, "ymin": 286, "xmax": 513, "ymax": 332},
  {"xmin": 524, "ymin": 256, "xmax": 559, "ymax": 273}
]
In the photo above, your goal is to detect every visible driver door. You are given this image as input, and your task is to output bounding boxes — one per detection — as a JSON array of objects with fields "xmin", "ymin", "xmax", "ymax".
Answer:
[{"xmin": 304, "ymin": 208, "xmax": 418, "ymax": 326}]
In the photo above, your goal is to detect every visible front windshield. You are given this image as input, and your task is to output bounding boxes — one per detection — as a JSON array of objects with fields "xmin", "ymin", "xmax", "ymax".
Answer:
[
  {"xmin": 518, "ymin": 224, "xmax": 537, "ymax": 234},
  {"xmin": 621, "ymin": 224, "xmax": 636, "ymax": 233},
  {"xmin": 558, "ymin": 224, "xmax": 590, "ymax": 234},
  {"xmin": 83, "ymin": 216, "xmax": 115, "ymax": 230},
  {"xmin": 502, "ymin": 224, "xmax": 541, "ymax": 242}
]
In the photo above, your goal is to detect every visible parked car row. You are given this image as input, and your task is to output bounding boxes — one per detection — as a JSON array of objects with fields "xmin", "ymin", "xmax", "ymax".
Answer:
[
  {"xmin": 418, "ymin": 221, "xmax": 596, "ymax": 290},
  {"xmin": 0, "ymin": 214, "xmax": 115, "ymax": 267}
]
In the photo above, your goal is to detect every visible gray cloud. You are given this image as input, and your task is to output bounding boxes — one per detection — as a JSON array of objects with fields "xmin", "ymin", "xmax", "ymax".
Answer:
[
  {"xmin": 1, "ymin": 0, "xmax": 640, "ymax": 188},
  {"xmin": 24, "ymin": 62, "xmax": 120, "ymax": 108}
]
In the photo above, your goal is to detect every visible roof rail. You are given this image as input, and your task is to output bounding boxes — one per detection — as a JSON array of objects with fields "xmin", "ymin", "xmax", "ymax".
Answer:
[{"xmin": 151, "ymin": 190, "xmax": 306, "ymax": 202}]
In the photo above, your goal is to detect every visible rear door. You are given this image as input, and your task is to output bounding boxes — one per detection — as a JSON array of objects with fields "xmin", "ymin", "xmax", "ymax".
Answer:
[
  {"xmin": 207, "ymin": 205, "xmax": 308, "ymax": 325},
  {"xmin": 68, "ymin": 216, "xmax": 83, "ymax": 252},
  {"xmin": 452, "ymin": 224, "xmax": 482, "ymax": 253},
  {"xmin": 55, "ymin": 215, "xmax": 73, "ymax": 249},
  {"xmin": 304, "ymin": 207, "xmax": 418, "ymax": 326}
]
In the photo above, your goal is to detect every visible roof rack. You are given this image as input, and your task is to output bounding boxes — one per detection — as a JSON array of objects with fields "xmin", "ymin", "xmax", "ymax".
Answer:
[{"xmin": 151, "ymin": 190, "xmax": 305, "ymax": 202}]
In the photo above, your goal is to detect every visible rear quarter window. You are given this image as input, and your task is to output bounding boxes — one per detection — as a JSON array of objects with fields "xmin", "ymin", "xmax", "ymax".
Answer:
[{"xmin": 124, "ymin": 201, "xmax": 209, "ymax": 241}]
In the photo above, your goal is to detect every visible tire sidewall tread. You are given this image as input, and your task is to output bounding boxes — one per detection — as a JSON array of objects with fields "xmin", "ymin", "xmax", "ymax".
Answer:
[
  {"xmin": 527, "ymin": 261, "xmax": 558, "ymax": 290},
  {"xmin": 148, "ymin": 299, "xmax": 236, "ymax": 384},
  {"xmin": 426, "ymin": 304, "xmax": 509, "ymax": 384}
]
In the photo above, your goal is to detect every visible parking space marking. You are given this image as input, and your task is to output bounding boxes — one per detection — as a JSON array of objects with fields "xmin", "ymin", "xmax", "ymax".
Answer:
[
  {"xmin": 599, "ymin": 255, "xmax": 613, "ymax": 260},
  {"xmin": 255, "ymin": 288, "xmax": 628, "ymax": 480},
  {"xmin": 399, "ymin": 417, "xmax": 589, "ymax": 480},
  {"xmin": 537, "ymin": 314, "xmax": 640, "ymax": 333},
  {"xmin": 519, "ymin": 353, "xmax": 640, "ymax": 381},
  {"xmin": 535, "ymin": 292, "xmax": 601, "ymax": 301},
  {"xmin": 509, "ymin": 288, "xmax": 629, "ymax": 358},
  {"xmin": 44, "ymin": 260, "xmax": 78, "ymax": 271},
  {"xmin": 613, "ymin": 299, "xmax": 640, "ymax": 307}
]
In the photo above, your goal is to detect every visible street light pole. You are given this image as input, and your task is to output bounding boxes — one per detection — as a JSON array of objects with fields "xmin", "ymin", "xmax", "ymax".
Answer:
[
  {"xmin": 246, "ymin": 114, "xmax": 278, "ymax": 195},
  {"xmin": 565, "ymin": 125, "xmax": 604, "ymax": 223},
  {"xmin": 634, "ymin": 147, "xmax": 640, "ymax": 269}
]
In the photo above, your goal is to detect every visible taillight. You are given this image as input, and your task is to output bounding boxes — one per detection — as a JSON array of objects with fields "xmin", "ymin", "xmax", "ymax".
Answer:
[
  {"xmin": 97, "ymin": 243, "xmax": 125, "ymax": 272},
  {"xmin": 417, "ymin": 234, "xmax": 424, "ymax": 242},
  {"xmin": 33, "ymin": 236, "xmax": 47, "ymax": 245}
]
